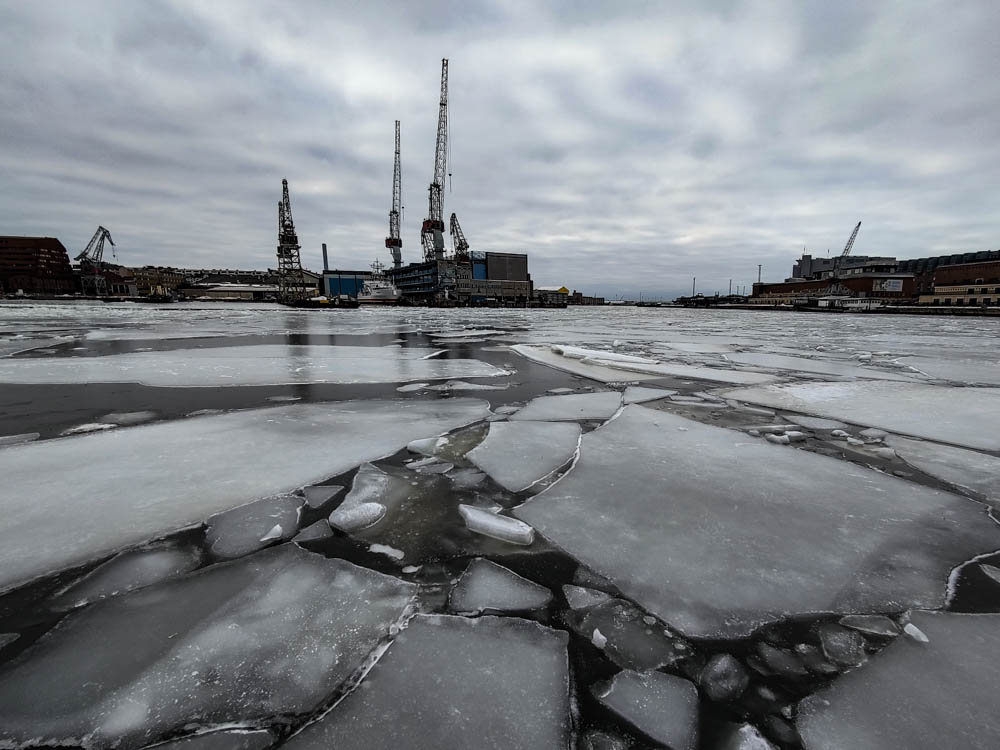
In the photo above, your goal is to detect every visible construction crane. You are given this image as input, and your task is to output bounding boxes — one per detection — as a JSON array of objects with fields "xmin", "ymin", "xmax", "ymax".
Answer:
[
  {"xmin": 421, "ymin": 59, "xmax": 449, "ymax": 262},
  {"xmin": 385, "ymin": 120, "xmax": 403, "ymax": 269},
  {"xmin": 450, "ymin": 212, "xmax": 470, "ymax": 260},
  {"xmin": 276, "ymin": 179, "xmax": 305, "ymax": 302},
  {"xmin": 76, "ymin": 226, "xmax": 115, "ymax": 296},
  {"xmin": 832, "ymin": 220, "xmax": 861, "ymax": 276}
]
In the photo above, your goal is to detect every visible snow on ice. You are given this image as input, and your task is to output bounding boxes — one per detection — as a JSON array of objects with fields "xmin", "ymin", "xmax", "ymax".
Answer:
[{"xmin": 515, "ymin": 405, "xmax": 1000, "ymax": 638}]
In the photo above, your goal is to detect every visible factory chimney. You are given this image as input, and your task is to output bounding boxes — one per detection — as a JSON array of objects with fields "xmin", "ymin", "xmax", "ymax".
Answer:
[{"xmin": 322, "ymin": 243, "xmax": 329, "ymax": 272}]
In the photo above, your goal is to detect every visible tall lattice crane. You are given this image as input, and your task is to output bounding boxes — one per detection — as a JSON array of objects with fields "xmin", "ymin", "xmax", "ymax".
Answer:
[
  {"xmin": 276, "ymin": 179, "xmax": 305, "ymax": 302},
  {"xmin": 450, "ymin": 212, "xmax": 470, "ymax": 260},
  {"xmin": 385, "ymin": 120, "xmax": 403, "ymax": 268},
  {"xmin": 76, "ymin": 226, "xmax": 115, "ymax": 297},
  {"xmin": 832, "ymin": 220, "xmax": 862, "ymax": 275},
  {"xmin": 421, "ymin": 59, "xmax": 449, "ymax": 261}
]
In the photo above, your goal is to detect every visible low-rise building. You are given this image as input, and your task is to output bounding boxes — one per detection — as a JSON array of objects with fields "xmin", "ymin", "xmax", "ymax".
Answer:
[
  {"xmin": 917, "ymin": 259, "xmax": 1000, "ymax": 306},
  {"xmin": 568, "ymin": 290, "xmax": 605, "ymax": 305},
  {"xmin": 386, "ymin": 251, "xmax": 531, "ymax": 306},
  {"xmin": 751, "ymin": 274, "xmax": 916, "ymax": 305},
  {"xmin": 534, "ymin": 285, "xmax": 570, "ymax": 306},
  {"xmin": 0, "ymin": 236, "xmax": 76, "ymax": 295}
]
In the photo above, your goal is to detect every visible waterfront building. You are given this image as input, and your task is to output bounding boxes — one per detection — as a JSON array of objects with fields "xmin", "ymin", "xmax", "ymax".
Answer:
[{"xmin": 0, "ymin": 236, "xmax": 76, "ymax": 295}]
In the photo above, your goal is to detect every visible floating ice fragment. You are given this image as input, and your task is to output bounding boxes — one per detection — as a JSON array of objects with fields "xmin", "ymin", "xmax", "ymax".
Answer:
[
  {"xmin": 724, "ymin": 352, "xmax": 915, "ymax": 381},
  {"xmin": 765, "ymin": 434, "xmax": 790, "ymax": 445},
  {"xmin": 903, "ymin": 622, "xmax": 929, "ymax": 643},
  {"xmin": 458, "ymin": 505, "xmax": 534, "ymax": 545},
  {"xmin": 579, "ymin": 729, "xmax": 630, "ymax": 750},
  {"xmin": 302, "ymin": 484, "xmax": 343, "ymax": 510},
  {"xmin": 98, "ymin": 411, "xmax": 158, "ymax": 426},
  {"xmin": 425, "ymin": 380, "xmax": 508, "ymax": 391},
  {"xmin": 468, "ymin": 421, "xmax": 580, "ymax": 492},
  {"xmin": 562, "ymin": 584, "xmax": 612, "ymax": 610},
  {"xmin": 259, "ymin": 524, "xmax": 283, "ymax": 543},
  {"xmin": 715, "ymin": 722, "xmax": 777, "ymax": 750},
  {"xmin": 144, "ymin": 729, "xmax": 275, "ymax": 750},
  {"xmin": 591, "ymin": 628, "xmax": 607, "ymax": 649},
  {"xmin": 830, "ymin": 429, "xmax": 850, "ymax": 438},
  {"xmin": 206, "ymin": 495, "xmax": 303, "ymax": 560},
  {"xmin": 406, "ymin": 436, "xmax": 443, "ymax": 456},
  {"xmin": 329, "ymin": 502, "xmax": 386, "ymax": 532},
  {"xmin": 700, "ymin": 654, "xmax": 750, "ymax": 702},
  {"xmin": 447, "ymin": 467, "xmax": 486, "ymax": 488},
  {"xmin": 0, "ymin": 399, "xmax": 490, "ymax": 591},
  {"xmin": 515, "ymin": 405, "xmax": 1000, "ymax": 638},
  {"xmin": 623, "ymin": 386, "xmax": 676, "ymax": 403},
  {"xmin": 510, "ymin": 391, "xmax": 622, "ymax": 421},
  {"xmin": 547, "ymin": 387, "xmax": 574, "ymax": 394},
  {"xmin": 593, "ymin": 669, "xmax": 699, "ymax": 750},
  {"xmin": 283, "ymin": 615, "xmax": 571, "ymax": 750},
  {"xmin": 886, "ymin": 435, "xmax": 1000, "ymax": 507},
  {"xmin": 818, "ymin": 624, "xmax": 868, "ymax": 667},
  {"xmin": 786, "ymin": 415, "xmax": 846, "ymax": 430},
  {"xmin": 0, "ymin": 634, "xmax": 19, "ymax": 649},
  {"xmin": 61, "ymin": 422, "xmax": 118, "ymax": 435},
  {"xmin": 396, "ymin": 382, "xmax": 429, "ymax": 392},
  {"xmin": 449, "ymin": 559, "xmax": 552, "ymax": 614},
  {"xmin": 292, "ymin": 520, "xmax": 333, "ymax": 543},
  {"xmin": 369, "ymin": 543, "xmax": 405, "ymax": 560},
  {"xmin": 401, "ymin": 565, "xmax": 421, "ymax": 574},
  {"xmin": 860, "ymin": 427, "xmax": 888, "ymax": 441},
  {"xmin": 838, "ymin": 614, "xmax": 899, "ymax": 637},
  {"xmin": 0, "ymin": 546, "xmax": 416, "ymax": 749},
  {"xmin": 572, "ymin": 598, "xmax": 684, "ymax": 671},
  {"xmin": 0, "ymin": 432, "xmax": 40, "ymax": 448},
  {"xmin": 798, "ymin": 612, "xmax": 1000, "ymax": 750}
]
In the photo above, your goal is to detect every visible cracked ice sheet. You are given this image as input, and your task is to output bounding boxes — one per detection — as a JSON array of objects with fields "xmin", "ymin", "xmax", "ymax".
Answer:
[
  {"xmin": 510, "ymin": 392, "xmax": 622, "ymax": 421},
  {"xmin": 897, "ymin": 356, "xmax": 1000, "ymax": 386},
  {"xmin": 723, "ymin": 380, "xmax": 1000, "ymax": 452},
  {"xmin": 885, "ymin": 435, "xmax": 1000, "ymax": 508},
  {"xmin": 284, "ymin": 615, "xmax": 571, "ymax": 750},
  {"xmin": 0, "ymin": 545, "xmax": 416, "ymax": 750},
  {"xmin": 512, "ymin": 344, "xmax": 777, "ymax": 385},
  {"xmin": 0, "ymin": 399, "xmax": 490, "ymax": 592},
  {"xmin": 724, "ymin": 352, "xmax": 919, "ymax": 381},
  {"xmin": 798, "ymin": 611, "xmax": 1000, "ymax": 750},
  {"xmin": 514, "ymin": 405, "xmax": 1000, "ymax": 639},
  {"xmin": 468, "ymin": 421, "xmax": 581, "ymax": 492},
  {"xmin": 0, "ymin": 345, "xmax": 507, "ymax": 387}
]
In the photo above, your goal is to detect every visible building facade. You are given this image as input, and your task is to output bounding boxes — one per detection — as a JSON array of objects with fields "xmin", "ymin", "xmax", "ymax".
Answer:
[
  {"xmin": 0, "ymin": 236, "xmax": 76, "ymax": 295},
  {"xmin": 386, "ymin": 252, "xmax": 531, "ymax": 306},
  {"xmin": 751, "ymin": 275, "xmax": 916, "ymax": 304}
]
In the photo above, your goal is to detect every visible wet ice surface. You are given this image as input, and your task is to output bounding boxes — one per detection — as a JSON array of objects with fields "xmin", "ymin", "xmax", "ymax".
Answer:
[{"xmin": 4, "ymin": 302, "xmax": 1000, "ymax": 749}]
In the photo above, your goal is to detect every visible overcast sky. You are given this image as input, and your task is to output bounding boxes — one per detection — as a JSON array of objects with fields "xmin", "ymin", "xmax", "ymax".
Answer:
[{"xmin": 1, "ymin": 1, "xmax": 997, "ymax": 298}]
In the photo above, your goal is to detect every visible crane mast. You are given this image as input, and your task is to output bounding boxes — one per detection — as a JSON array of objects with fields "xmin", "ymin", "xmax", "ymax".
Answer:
[
  {"xmin": 450, "ymin": 212, "xmax": 470, "ymax": 260},
  {"xmin": 421, "ymin": 59, "xmax": 449, "ymax": 261},
  {"xmin": 385, "ymin": 120, "xmax": 403, "ymax": 268},
  {"xmin": 833, "ymin": 220, "xmax": 861, "ymax": 276},
  {"xmin": 276, "ymin": 178, "xmax": 305, "ymax": 302},
  {"xmin": 76, "ymin": 225, "xmax": 115, "ymax": 297}
]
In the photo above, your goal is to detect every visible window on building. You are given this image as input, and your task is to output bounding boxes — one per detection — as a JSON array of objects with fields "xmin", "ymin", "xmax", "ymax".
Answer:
[{"xmin": 968, "ymin": 298, "xmax": 977, "ymax": 305}]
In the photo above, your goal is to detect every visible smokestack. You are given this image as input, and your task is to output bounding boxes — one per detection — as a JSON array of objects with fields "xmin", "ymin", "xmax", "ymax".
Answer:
[{"xmin": 322, "ymin": 243, "xmax": 329, "ymax": 272}]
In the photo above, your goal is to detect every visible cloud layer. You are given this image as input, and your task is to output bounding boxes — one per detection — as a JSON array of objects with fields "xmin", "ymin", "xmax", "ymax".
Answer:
[{"xmin": 1, "ymin": 0, "xmax": 997, "ymax": 298}]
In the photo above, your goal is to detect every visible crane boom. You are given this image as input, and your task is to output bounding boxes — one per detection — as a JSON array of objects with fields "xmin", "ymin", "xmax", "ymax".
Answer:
[
  {"xmin": 450, "ymin": 212, "xmax": 470, "ymax": 259},
  {"xmin": 840, "ymin": 220, "xmax": 861, "ymax": 257},
  {"xmin": 385, "ymin": 120, "xmax": 403, "ymax": 268},
  {"xmin": 276, "ymin": 178, "xmax": 304, "ymax": 302},
  {"xmin": 422, "ymin": 59, "xmax": 449, "ymax": 261},
  {"xmin": 76, "ymin": 226, "xmax": 115, "ymax": 297}
]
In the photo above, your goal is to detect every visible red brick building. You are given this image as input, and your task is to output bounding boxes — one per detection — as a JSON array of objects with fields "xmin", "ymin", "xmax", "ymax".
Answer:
[
  {"xmin": 751, "ymin": 274, "xmax": 916, "ymax": 304},
  {"xmin": 0, "ymin": 236, "xmax": 76, "ymax": 295}
]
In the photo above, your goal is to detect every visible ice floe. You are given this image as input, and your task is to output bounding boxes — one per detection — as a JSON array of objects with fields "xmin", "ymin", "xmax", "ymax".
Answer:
[
  {"xmin": 206, "ymin": 495, "xmax": 304, "ymax": 559},
  {"xmin": 723, "ymin": 380, "xmax": 1000, "ymax": 451},
  {"xmin": 623, "ymin": 385, "xmax": 677, "ymax": 403},
  {"xmin": 459, "ymin": 505, "xmax": 535, "ymax": 545},
  {"xmin": 885, "ymin": 435, "xmax": 1000, "ymax": 506},
  {"xmin": 569, "ymin": 597, "xmax": 686, "ymax": 671},
  {"xmin": 144, "ymin": 729, "xmax": 275, "ymax": 750},
  {"xmin": 0, "ymin": 399, "xmax": 490, "ymax": 591},
  {"xmin": 0, "ymin": 432, "xmax": 40, "ymax": 447},
  {"xmin": 0, "ymin": 345, "xmax": 507, "ymax": 387},
  {"xmin": 467, "ymin": 421, "xmax": 581, "ymax": 492},
  {"xmin": 515, "ymin": 405, "xmax": 1000, "ymax": 638},
  {"xmin": 0, "ymin": 546, "xmax": 416, "ymax": 749},
  {"xmin": 284, "ymin": 615, "xmax": 571, "ymax": 749},
  {"xmin": 448, "ymin": 559, "xmax": 553, "ymax": 614},
  {"xmin": 593, "ymin": 669, "xmax": 699, "ymax": 750},
  {"xmin": 724, "ymin": 352, "xmax": 917, "ymax": 381},
  {"xmin": 798, "ymin": 611, "xmax": 1000, "ymax": 750},
  {"xmin": 509, "ymin": 391, "xmax": 622, "ymax": 421}
]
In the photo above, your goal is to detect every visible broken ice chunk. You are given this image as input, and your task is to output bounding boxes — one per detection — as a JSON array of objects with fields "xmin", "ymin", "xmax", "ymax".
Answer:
[
  {"xmin": 0, "ymin": 546, "xmax": 416, "ymax": 749},
  {"xmin": 282, "ymin": 615, "xmax": 571, "ymax": 750},
  {"xmin": 571, "ymin": 598, "xmax": 685, "ymax": 671},
  {"xmin": 0, "ymin": 634, "xmax": 19, "ymax": 649},
  {"xmin": 292, "ymin": 520, "xmax": 333, "ymax": 543},
  {"xmin": 838, "ymin": 614, "xmax": 899, "ymax": 637},
  {"xmin": 54, "ymin": 543, "xmax": 203, "ymax": 609},
  {"xmin": 886, "ymin": 435, "xmax": 1000, "ymax": 508},
  {"xmin": 623, "ymin": 386, "xmax": 676, "ymax": 404},
  {"xmin": 447, "ymin": 468, "xmax": 486, "ymax": 489},
  {"xmin": 980, "ymin": 564, "xmax": 1000, "ymax": 585},
  {"xmin": 592, "ymin": 628, "xmax": 608, "ymax": 649},
  {"xmin": 206, "ymin": 495, "xmax": 303, "ymax": 560},
  {"xmin": 396, "ymin": 382, "xmax": 430, "ymax": 392},
  {"xmin": 765, "ymin": 434, "xmax": 790, "ymax": 445},
  {"xmin": 859, "ymin": 428, "xmax": 888, "ymax": 441},
  {"xmin": 700, "ymin": 654, "xmax": 750, "ymax": 702},
  {"xmin": 562, "ymin": 584, "xmax": 612, "ymax": 610},
  {"xmin": 144, "ymin": 729, "xmax": 275, "ymax": 750},
  {"xmin": 786, "ymin": 415, "xmax": 847, "ymax": 431},
  {"xmin": 368, "ymin": 543, "xmax": 405, "ymax": 560},
  {"xmin": 0, "ymin": 432, "xmax": 40, "ymax": 448},
  {"xmin": 817, "ymin": 624, "xmax": 868, "ymax": 667},
  {"xmin": 593, "ymin": 669, "xmax": 699, "ymax": 750},
  {"xmin": 98, "ymin": 411, "xmax": 158, "ymax": 426},
  {"xmin": 515, "ymin": 405, "xmax": 1000, "ymax": 638},
  {"xmin": 799, "ymin": 612, "xmax": 1000, "ymax": 750},
  {"xmin": 714, "ymin": 722, "xmax": 777, "ymax": 750},
  {"xmin": 467, "ymin": 421, "xmax": 581, "ymax": 492},
  {"xmin": 458, "ymin": 505, "xmax": 534, "ymax": 545},
  {"xmin": 903, "ymin": 622, "xmax": 929, "ymax": 643},
  {"xmin": 509, "ymin": 391, "xmax": 622, "ymax": 421},
  {"xmin": 449, "ymin": 559, "xmax": 552, "ymax": 615},
  {"xmin": 329, "ymin": 502, "xmax": 386, "ymax": 532},
  {"xmin": 61, "ymin": 422, "xmax": 118, "ymax": 435},
  {"xmin": 302, "ymin": 484, "xmax": 343, "ymax": 510},
  {"xmin": 406, "ymin": 436, "xmax": 443, "ymax": 456}
]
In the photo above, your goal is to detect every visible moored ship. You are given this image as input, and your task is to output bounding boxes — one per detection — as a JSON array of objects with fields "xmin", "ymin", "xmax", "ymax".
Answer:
[{"xmin": 358, "ymin": 260, "xmax": 402, "ymax": 305}]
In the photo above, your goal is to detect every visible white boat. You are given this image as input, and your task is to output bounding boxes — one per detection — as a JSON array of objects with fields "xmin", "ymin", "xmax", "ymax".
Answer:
[{"xmin": 358, "ymin": 260, "xmax": 402, "ymax": 305}]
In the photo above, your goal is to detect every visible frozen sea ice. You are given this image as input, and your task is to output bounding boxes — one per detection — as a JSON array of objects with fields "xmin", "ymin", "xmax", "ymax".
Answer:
[
  {"xmin": 449, "ymin": 558, "xmax": 553, "ymax": 614},
  {"xmin": 467, "ymin": 420, "xmax": 581, "ymax": 492}
]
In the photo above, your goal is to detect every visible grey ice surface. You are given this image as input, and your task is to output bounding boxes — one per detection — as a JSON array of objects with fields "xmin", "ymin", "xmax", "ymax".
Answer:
[
  {"xmin": 0, "ymin": 432, "xmax": 40, "ymax": 447},
  {"xmin": 98, "ymin": 411, "xmax": 158, "ymax": 426},
  {"xmin": 715, "ymin": 723, "xmax": 778, "ymax": 750},
  {"xmin": 724, "ymin": 352, "xmax": 916, "ymax": 381},
  {"xmin": 798, "ymin": 611, "xmax": 1000, "ymax": 750},
  {"xmin": 562, "ymin": 584, "xmax": 612, "ymax": 610},
  {"xmin": 292, "ymin": 520, "xmax": 333, "ymax": 543},
  {"xmin": 900, "ymin": 356, "xmax": 1000, "ymax": 385},
  {"xmin": 284, "ymin": 615, "xmax": 571, "ymax": 750},
  {"xmin": 0, "ymin": 399, "xmax": 489, "ymax": 592},
  {"xmin": 593, "ymin": 669, "xmax": 698, "ymax": 750},
  {"xmin": 723, "ymin": 380, "xmax": 1000, "ymax": 451},
  {"xmin": 515, "ymin": 405, "xmax": 1000, "ymax": 638},
  {"xmin": 143, "ymin": 729, "xmax": 275, "ymax": 750},
  {"xmin": 467, "ymin": 420, "xmax": 581, "ymax": 492},
  {"xmin": 54, "ymin": 543, "xmax": 203, "ymax": 608},
  {"xmin": 623, "ymin": 385, "xmax": 677, "ymax": 403},
  {"xmin": 458, "ymin": 505, "xmax": 535, "ymax": 545},
  {"xmin": 0, "ymin": 546, "xmax": 415, "ymax": 749},
  {"xmin": 510, "ymin": 391, "xmax": 622, "ymax": 421},
  {"xmin": 448, "ymin": 558, "xmax": 553, "ymax": 614},
  {"xmin": 206, "ymin": 495, "xmax": 304, "ymax": 559},
  {"xmin": 0, "ymin": 344, "xmax": 507, "ymax": 387},
  {"xmin": 785, "ymin": 415, "xmax": 848, "ymax": 430},
  {"xmin": 885, "ymin": 434, "xmax": 1000, "ymax": 506}
]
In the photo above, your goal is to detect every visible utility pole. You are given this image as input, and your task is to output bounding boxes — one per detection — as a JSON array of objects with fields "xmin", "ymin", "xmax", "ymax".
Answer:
[{"xmin": 692, "ymin": 277, "xmax": 696, "ymax": 296}]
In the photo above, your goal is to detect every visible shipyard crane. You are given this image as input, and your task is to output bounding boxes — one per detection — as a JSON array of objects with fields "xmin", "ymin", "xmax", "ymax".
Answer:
[
  {"xmin": 421, "ymin": 59, "xmax": 449, "ymax": 261},
  {"xmin": 385, "ymin": 120, "xmax": 403, "ymax": 268},
  {"xmin": 450, "ymin": 212, "xmax": 470, "ymax": 260},
  {"xmin": 76, "ymin": 225, "xmax": 115, "ymax": 297},
  {"xmin": 832, "ymin": 220, "xmax": 861, "ymax": 275},
  {"xmin": 276, "ymin": 178, "xmax": 305, "ymax": 302}
]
